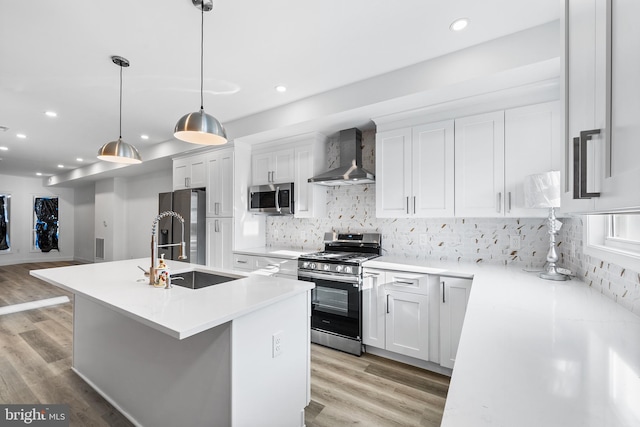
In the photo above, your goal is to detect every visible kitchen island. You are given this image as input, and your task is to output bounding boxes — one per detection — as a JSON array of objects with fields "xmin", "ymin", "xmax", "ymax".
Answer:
[{"xmin": 31, "ymin": 258, "xmax": 314, "ymax": 427}]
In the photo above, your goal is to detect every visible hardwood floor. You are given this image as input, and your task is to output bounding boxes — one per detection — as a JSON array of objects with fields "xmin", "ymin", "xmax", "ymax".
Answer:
[{"xmin": 0, "ymin": 262, "xmax": 449, "ymax": 426}]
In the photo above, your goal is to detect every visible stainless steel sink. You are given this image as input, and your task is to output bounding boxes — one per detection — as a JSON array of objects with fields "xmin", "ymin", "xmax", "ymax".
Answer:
[{"xmin": 170, "ymin": 270, "xmax": 239, "ymax": 289}]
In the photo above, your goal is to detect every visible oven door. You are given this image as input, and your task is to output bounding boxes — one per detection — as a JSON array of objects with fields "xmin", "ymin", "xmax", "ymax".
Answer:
[{"xmin": 298, "ymin": 270, "xmax": 361, "ymax": 339}]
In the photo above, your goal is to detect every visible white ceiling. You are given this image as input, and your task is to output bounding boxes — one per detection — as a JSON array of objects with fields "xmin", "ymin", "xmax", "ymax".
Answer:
[{"xmin": 0, "ymin": 0, "xmax": 559, "ymax": 181}]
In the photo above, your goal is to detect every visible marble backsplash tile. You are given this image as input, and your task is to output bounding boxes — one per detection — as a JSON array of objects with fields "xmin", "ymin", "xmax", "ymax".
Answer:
[{"xmin": 559, "ymin": 216, "xmax": 640, "ymax": 315}]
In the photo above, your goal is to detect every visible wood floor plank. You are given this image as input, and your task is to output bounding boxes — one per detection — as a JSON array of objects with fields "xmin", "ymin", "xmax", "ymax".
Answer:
[
  {"xmin": 19, "ymin": 329, "xmax": 67, "ymax": 364},
  {"xmin": 0, "ymin": 355, "xmax": 40, "ymax": 403}
]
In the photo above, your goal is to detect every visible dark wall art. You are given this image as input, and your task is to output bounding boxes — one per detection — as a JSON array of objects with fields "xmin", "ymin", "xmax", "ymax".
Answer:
[
  {"xmin": 0, "ymin": 195, "xmax": 9, "ymax": 251},
  {"xmin": 34, "ymin": 196, "xmax": 59, "ymax": 252}
]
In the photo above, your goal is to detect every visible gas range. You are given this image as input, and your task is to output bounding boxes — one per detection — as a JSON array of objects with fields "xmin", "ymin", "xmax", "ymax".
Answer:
[
  {"xmin": 298, "ymin": 232, "xmax": 382, "ymax": 277},
  {"xmin": 298, "ymin": 231, "xmax": 382, "ymax": 356}
]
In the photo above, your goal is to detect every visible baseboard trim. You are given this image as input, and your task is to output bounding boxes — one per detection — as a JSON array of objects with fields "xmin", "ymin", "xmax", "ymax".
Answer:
[{"xmin": 364, "ymin": 346, "xmax": 453, "ymax": 377}]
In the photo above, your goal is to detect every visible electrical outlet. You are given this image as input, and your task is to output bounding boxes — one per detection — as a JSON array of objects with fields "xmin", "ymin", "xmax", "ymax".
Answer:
[
  {"xmin": 509, "ymin": 235, "xmax": 521, "ymax": 250},
  {"xmin": 419, "ymin": 234, "xmax": 428, "ymax": 246},
  {"xmin": 300, "ymin": 231, "xmax": 307, "ymax": 241},
  {"xmin": 272, "ymin": 331, "xmax": 283, "ymax": 358}
]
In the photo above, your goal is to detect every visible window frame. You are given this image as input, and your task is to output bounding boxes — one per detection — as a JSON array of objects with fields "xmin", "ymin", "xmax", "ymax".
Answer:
[{"xmin": 584, "ymin": 214, "xmax": 640, "ymax": 272}]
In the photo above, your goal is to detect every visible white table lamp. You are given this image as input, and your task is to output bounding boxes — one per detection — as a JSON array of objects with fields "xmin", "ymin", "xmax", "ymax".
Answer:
[{"xmin": 524, "ymin": 171, "xmax": 568, "ymax": 281}]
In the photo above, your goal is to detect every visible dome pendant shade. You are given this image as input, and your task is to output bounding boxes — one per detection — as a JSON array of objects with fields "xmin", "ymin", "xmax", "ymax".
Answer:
[
  {"xmin": 98, "ymin": 138, "xmax": 142, "ymax": 164},
  {"xmin": 174, "ymin": 0, "xmax": 227, "ymax": 146},
  {"xmin": 97, "ymin": 55, "xmax": 143, "ymax": 164},
  {"xmin": 174, "ymin": 108, "xmax": 227, "ymax": 145}
]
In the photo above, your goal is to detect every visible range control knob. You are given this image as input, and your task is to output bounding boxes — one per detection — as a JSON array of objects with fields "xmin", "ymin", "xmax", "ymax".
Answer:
[
  {"xmin": 335, "ymin": 265, "xmax": 344, "ymax": 272},
  {"xmin": 323, "ymin": 264, "xmax": 330, "ymax": 271},
  {"xmin": 310, "ymin": 263, "xmax": 316, "ymax": 270},
  {"xmin": 344, "ymin": 266, "xmax": 353, "ymax": 274},
  {"xmin": 302, "ymin": 261, "xmax": 309, "ymax": 269}
]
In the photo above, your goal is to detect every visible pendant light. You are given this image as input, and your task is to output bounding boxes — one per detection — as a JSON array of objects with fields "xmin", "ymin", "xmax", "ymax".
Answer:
[
  {"xmin": 98, "ymin": 56, "xmax": 142, "ymax": 164},
  {"xmin": 174, "ymin": 0, "xmax": 227, "ymax": 145}
]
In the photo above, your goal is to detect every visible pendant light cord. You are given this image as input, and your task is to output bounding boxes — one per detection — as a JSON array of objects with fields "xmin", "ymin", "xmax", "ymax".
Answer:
[
  {"xmin": 200, "ymin": 2, "xmax": 204, "ymax": 111},
  {"xmin": 119, "ymin": 64, "xmax": 123, "ymax": 139}
]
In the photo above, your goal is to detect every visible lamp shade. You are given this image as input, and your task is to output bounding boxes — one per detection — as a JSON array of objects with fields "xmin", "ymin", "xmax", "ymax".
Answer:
[
  {"xmin": 524, "ymin": 170, "xmax": 561, "ymax": 208},
  {"xmin": 97, "ymin": 138, "xmax": 142, "ymax": 164},
  {"xmin": 174, "ymin": 109, "xmax": 227, "ymax": 145}
]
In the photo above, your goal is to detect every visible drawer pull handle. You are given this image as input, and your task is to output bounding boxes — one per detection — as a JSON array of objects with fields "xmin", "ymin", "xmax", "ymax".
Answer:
[
  {"xmin": 393, "ymin": 280, "xmax": 414, "ymax": 286},
  {"xmin": 236, "ymin": 260, "xmax": 247, "ymax": 264}
]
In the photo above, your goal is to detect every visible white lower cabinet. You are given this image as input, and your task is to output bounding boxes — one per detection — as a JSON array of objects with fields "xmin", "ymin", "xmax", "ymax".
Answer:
[
  {"xmin": 206, "ymin": 218, "xmax": 232, "ymax": 270},
  {"xmin": 363, "ymin": 267, "xmax": 472, "ymax": 369},
  {"xmin": 386, "ymin": 290, "xmax": 429, "ymax": 360},
  {"xmin": 362, "ymin": 268, "xmax": 431, "ymax": 362},
  {"xmin": 439, "ymin": 277, "xmax": 472, "ymax": 369}
]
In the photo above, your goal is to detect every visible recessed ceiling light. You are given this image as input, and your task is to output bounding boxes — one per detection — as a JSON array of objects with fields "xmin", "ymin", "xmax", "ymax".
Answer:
[
  {"xmin": 16, "ymin": 133, "xmax": 26, "ymax": 139},
  {"xmin": 0, "ymin": 146, "xmax": 8, "ymax": 151},
  {"xmin": 36, "ymin": 172, "xmax": 42, "ymax": 176},
  {"xmin": 450, "ymin": 18, "xmax": 469, "ymax": 32},
  {"xmin": 275, "ymin": 85, "xmax": 287, "ymax": 93},
  {"xmin": 76, "ymin": 158, "xmax": 84, "ymax": 162},
  {"xmin": 57, "ymin": 164, "xmax": 64, "ymax": 168},
  {"xmin": 140, "ymin": 134, "xmax": 149, "ymax": 140},
  {"xmin": 45, "ymin": 111, "xmax": 58, "ymax": 117}
]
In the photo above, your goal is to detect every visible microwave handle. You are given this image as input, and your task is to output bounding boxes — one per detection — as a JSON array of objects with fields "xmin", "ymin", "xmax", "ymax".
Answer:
[{"xmin": 275, "ymin": 186, "xmax": 281, "ymax": 213}]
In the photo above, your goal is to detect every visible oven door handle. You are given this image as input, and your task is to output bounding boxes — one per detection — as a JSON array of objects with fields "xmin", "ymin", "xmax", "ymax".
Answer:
[{"xmin": 298, "ymin": 271, "xmax": 360, "ymax": 284}]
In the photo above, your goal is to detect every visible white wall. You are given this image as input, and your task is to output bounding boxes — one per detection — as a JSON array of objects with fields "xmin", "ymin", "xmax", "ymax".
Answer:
[
  {"xmin": 0, "ymin": 173, "xmax": 74, "ymax": 265},
  {"xmin": 73, "ymin": 183, "xmax": 95, "ymax": 263}
]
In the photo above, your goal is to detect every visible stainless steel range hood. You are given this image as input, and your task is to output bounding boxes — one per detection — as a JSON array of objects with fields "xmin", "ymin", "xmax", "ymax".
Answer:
[{"xmin": 308, "ymin": 128, "xmax": 375, "ymax": 186}]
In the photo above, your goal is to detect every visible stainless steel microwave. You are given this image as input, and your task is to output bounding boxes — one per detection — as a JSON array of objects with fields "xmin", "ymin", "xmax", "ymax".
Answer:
[{"xmin": 248, "ymin": 183, "xmax": 294, "ymax": 215}]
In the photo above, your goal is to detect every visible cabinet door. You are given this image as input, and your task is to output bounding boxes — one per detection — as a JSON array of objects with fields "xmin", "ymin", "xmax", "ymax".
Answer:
[
  {"xmin": 504, "ymin": 101, "xmax": 562, "ymax": 217},
  {"xmin": 375, "ymin": 128, "xmax": 412, "ymax": 218},
  {"xmin": 207, "ymin": 150, "xmax": 234, "ymax": 217},
  {"xmin": 189, "ymin": 158, "xmax": 207, "ymax": 188},
  {"xmin": 596, "ymin": 0, "xmax": 640, "ymax": 211},
  {"xmin": 362, "ymin": 269, "xmax": 386, "ymax": 348},
  {"xmin": 294, "ymin": 144, "xmax": 315, "ymax": 218},
  {"xmin": 386, "ymin": 290, "xmax": 429, "ymax": 361},
  {"xmin": 252, "ymin": 152, "xmax": 272, "ymax": 185},
  {"xmin": 454, "ymin": 111, "xmax": 505, "ymax": 217},
  {"xmin": 173, "ymin": 158, "xmax": 189, "ymax": 190},
  {"xmin": 412, "ymin": 120, "xmax": 455, "ymax": 217},
  {"xmin": 272, "ymin": 148, "xmax": 295, "ymax": 183},
  {"xmin": 562, "ymin": 0, "xmax": 607, "ymax": 213},
  {"xmin": 206, "ymin": 218, "xmax": 233, "ymax": 269},
  {"xmin": 440, "ymin": 277, "xmax": 472, "ymax": 369}
]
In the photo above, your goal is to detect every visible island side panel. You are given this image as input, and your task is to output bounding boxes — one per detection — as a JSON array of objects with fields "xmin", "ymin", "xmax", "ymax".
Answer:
[
  {"xmin": 231, "ymin": 291, "xmax": 311, "ymax": 427},
  {"xmin": 73, "ymin": 295, "xmax": 232, "ymax": 427}
]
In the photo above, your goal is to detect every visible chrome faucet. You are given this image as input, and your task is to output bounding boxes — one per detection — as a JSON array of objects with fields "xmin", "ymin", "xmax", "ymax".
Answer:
[{"xmin": 150, "ymin": 211, "xmax": 187, "ymax": 285}]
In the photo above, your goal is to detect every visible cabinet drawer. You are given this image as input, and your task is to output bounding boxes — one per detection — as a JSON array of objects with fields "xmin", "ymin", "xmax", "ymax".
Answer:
[
  {"xmin": 232, "ymin": 254, "xmax": 255, "ymax": 271},
  {"xmin": 255, "ymin": 257, "xmax": 298, "ymax": 277},
  {"xmin": 384, "ymin": 272, "xmax": 429, "ymax": 295}
]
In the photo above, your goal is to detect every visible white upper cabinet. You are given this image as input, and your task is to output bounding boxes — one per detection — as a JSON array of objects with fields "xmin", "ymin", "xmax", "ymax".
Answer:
[
  {"xmin": 173, "ymin": 155, "xmax": 207, "ymax": 190},
  {"xmin": 251, "ymin": 133, "xmax": 327, "ymax": 218},
  {"xmin": 251, "ymin": 148, "xmax": 295, "ymax": 185},
  {"xmin": 454, "ymin": 111, "xmax": 506, "ymax": 217},
  {"xmin": 563, "ymin": 0, "xmax": 640, "ymax": 213},
  {"xmin": 504, "ymin": 101, "xmax": 562, "ymax": 217},
  {"xmin": 597, "ymin": 0, "xmax": 640, "ymax": 211},
  {"xmin": 206, "ymin": 148, "xmax": 234, "ymax": 218},
  {"xmin": 376, "ymin": 120, "xmax": 454, "ymax": 218},
  {"xmin": 455, "ymin": 102, "xmax": 561, "ymax": 218}
]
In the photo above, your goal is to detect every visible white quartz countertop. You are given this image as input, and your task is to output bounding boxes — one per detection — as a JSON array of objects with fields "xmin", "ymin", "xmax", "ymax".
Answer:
[
  {"xmin": 233, "ymin": 246, "xmax": 310, "ymax": 259},
  {"xmin": 364, "ymin": 257, "xmax": 640, "ymax": 427},
  {"xmin": 30, "ymin": 258, "xmax": 313, "ymax": 340}
]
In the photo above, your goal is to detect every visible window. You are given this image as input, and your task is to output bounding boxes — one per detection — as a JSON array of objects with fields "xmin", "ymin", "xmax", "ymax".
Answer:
[{"xmin": 585, "ymin": 213, "xmax": 640, "ymax": 272}]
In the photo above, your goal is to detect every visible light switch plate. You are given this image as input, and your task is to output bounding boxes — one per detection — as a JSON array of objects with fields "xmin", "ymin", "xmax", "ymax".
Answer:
[{"xmin": 509, "ymin": 235, "xmax": 521, "ymax": 250}]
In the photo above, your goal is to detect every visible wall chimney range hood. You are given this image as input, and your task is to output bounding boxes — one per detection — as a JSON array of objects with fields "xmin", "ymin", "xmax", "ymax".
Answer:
[{"xmin": 308, "ymin": 128, "xmax": 375, "ymax": 186}]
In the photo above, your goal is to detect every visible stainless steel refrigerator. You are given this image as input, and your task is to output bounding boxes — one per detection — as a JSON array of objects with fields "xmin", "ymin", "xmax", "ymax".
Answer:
[{"xmin": 158, "ymin": 189, "xmax": 206, "ymax": 265}]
